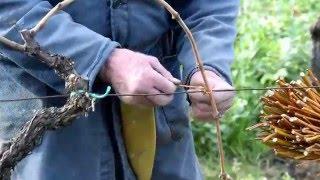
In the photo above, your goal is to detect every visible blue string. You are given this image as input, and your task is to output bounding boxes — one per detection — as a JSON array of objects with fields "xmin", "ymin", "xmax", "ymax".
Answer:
[
  {"xmin": 71, "ymin": 86, "xmax": 112, "ymax": 99},
  {"xmin": 90, "ymin": 86, "xmax": 112, "ymax": 99}
]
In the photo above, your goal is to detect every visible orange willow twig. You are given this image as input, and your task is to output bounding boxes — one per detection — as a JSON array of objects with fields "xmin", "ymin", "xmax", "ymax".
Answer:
[{"xmin": 155, "ymin": 0, "xmax": 229, "ymax": 179}]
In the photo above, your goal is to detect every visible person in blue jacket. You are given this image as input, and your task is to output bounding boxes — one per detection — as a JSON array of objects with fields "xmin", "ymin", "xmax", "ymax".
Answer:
[{"xmin": 0, "ymin": 0, "xmax": 239, "ymax": 179}]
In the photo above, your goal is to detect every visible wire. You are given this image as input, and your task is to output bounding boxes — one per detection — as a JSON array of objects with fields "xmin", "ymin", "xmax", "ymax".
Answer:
[
  {"xmin": 1, "ymin": 85, "xmax": 320, "ymax": 103},
  {"xmin": 0, "ymin": 94, "xmax": 70, "ymax": 102}
]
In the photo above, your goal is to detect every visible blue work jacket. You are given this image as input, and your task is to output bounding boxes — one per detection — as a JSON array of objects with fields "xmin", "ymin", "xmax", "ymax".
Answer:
[{"xmin": 0, "ymin": 0, "xmax": 239, "ymax": 179}]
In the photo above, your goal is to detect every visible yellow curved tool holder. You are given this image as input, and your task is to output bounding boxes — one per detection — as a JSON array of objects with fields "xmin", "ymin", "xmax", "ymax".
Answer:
[{"xmin": 120, "ymin": 103, "xmax": 156, "ymax": 180}]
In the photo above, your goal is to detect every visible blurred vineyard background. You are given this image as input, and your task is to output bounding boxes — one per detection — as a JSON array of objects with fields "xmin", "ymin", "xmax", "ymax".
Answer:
[{"xmin": 192, "ymin": 1, "xmax": 320, "ymax": 179}]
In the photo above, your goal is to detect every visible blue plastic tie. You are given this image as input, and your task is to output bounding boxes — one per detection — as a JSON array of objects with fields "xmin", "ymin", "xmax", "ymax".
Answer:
[
  {"xmin": 89, "ymin": 86, "xmax": 112, "ymax": 99},
  {"xmin": 70, "ymin": 86, "xmax": 112, "ymax": 99}
]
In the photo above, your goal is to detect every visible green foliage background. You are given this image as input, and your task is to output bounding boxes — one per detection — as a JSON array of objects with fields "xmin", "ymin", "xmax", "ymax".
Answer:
[{"xmin": 192, "ymin": 1, "xmax": 320, "ymax": 179}]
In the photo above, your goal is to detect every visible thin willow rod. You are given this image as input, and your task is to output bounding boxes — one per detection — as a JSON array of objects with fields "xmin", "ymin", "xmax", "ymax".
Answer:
[{"xmin": 154, "ymin": 1, "xmax": 228, "ymax": 178}]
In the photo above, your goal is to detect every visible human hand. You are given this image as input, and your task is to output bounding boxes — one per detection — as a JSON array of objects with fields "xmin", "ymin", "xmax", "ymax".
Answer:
[
  {"xmin": 100, "ymin": 48, "xmax": 180, "ymax": 106},
  {"xmin": 188, "ymin": 70, "xmax": 235, "ymax": 122}
]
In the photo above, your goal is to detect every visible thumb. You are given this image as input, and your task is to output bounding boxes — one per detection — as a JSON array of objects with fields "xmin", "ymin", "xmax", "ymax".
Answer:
[{"xmin": 148, "ymin": 57, "xmax": 181, "ymax": 84}]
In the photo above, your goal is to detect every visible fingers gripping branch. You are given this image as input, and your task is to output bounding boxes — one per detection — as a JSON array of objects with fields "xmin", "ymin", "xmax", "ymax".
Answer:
[
  {"xmin": 155, "ymin": 0, "xmax": 229, "ymax": 179},
  {"xmin": 155, "ymin": 0, "xmax": 218, "ymax": 113}
]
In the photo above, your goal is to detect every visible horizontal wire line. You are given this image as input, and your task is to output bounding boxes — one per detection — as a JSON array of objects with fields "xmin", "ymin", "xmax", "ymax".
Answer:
[{"xmin": 1, "ymin": 85, "xmax": 320, "ymax": 103}]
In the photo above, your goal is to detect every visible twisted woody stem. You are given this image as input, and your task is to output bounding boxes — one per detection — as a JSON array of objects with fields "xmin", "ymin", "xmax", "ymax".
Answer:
[
  {"xmin": 155, "ymin": 0, "xmax": 228, "ymax": 179},
  {"xmin": 0, "ymin": 0, "xmax": 93, "ymax": 179}
]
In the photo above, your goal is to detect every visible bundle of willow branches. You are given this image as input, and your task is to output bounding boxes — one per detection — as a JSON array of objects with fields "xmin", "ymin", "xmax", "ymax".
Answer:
[{"xmin": 249, "ymin": 70, "xmax": 320, "ymax": 161}]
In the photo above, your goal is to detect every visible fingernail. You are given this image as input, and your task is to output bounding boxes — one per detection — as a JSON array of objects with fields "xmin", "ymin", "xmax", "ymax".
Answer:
[{"xmin": 170, "ymin": 77, "xmax": 181, "ymax": 85}]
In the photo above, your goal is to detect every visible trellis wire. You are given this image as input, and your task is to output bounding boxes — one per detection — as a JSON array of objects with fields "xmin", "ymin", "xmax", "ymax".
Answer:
[{"xmin": 1, "ymin": 85, "xmax": 320, "ymax": 103}]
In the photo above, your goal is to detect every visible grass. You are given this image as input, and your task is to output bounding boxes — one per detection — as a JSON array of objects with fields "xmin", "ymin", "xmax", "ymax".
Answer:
[{"xmin": 193, "ymin": 0, "xmax": 320, "ymax": 179}]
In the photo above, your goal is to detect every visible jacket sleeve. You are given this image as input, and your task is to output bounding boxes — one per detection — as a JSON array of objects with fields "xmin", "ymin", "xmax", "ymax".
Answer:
[
  {"xmin": 0, "ymin": 1, "xmax": 119, "ymax": 93},
  {"xmin": 172, "ymin": 0, "xmax": 239, "ymax": 84}
]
